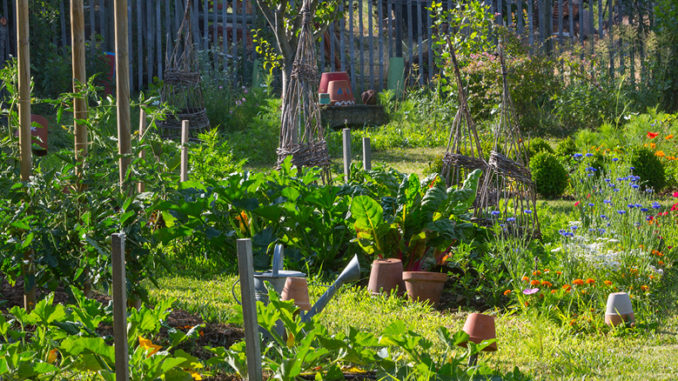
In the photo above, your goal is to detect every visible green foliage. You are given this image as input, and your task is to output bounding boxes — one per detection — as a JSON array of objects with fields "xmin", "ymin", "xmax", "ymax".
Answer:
[
  {"xmin": 189, "ymin": 128, "xmax": 246, "ymax": 181},
  {"xmin": 526, "ymin": 138, "xmax": 554, "ymax": 159},
  {"xmin": 652, "ymin": 0, "xmax": 678, "ymax": 112},
  {"xmin": 555, "ymin": 136, "xmax": 577, "ymax": 158},
  {"xmin": 349, "ymin": 169, "xmax": 483, "ymax": 270},
  {"xmin": 630, "ymin": 147, "xmax": 666, "ymax": 192},
  {"xmin": 530, "ymin": 152, "xmax": 568, "ymax": 199}
]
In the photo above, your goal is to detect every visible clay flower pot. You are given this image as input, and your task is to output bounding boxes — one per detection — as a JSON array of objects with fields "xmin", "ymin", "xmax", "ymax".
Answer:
[
  {"xmin": 318, "ymin": 71, "xmax": 351, "ymax": 94},
  {"xmin": 281, "ymin": 277, "xmax": 311, "ymax": 311},
  {"xmin": 605, "ymin": 292, "xmax": 634, "ymax": 326},
  {"xmin": 327, "ymin": 80, "xmax": 355, "ymax": 106},
  {"xmin": 402, "ymin": 271, "xmax": 447, "ymax": 304},
  {"xmin": 367, "ymin": 258, "xmax": 404, "ymax": 296},
  {"xmin": 459, "ymin": 313, "xmax": 497, "ymax": 351}
]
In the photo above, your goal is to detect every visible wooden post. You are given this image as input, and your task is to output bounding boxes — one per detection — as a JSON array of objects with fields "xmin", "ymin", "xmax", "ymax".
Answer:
[
  {"xmin": 137, "ymin": 110, "xmax": 146, "ymax": 193},
  {"xmin": 115, "ymin": 0, "xmax": 131, "ymax": 191},
  {"xmin": 71, "ymin": 0, "xmax": 88, "ymax": 171},
  {"xmin": 180, "ymin": 120, "xmax": 188, "ymax": 182},
  {"xmin": 362, "ymin": 137, "xmax": 371, "ymax": 171},
  {"xmin": 342, "ymin": 128, "xmax": 351, "ymax": 183},
  {"xmin": 16, "ymin": 0, "xmax": 35, "ymax": 312},
  {"xmin": 236, "ymin": 239, "xmax": 263, "ymax": 381},
  {"xmin": 111, "ymin": 233, "xmax": 129, "ymax": 381}
]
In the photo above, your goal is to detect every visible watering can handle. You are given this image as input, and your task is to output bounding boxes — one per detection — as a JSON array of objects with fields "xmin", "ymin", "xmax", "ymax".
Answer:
[{"xmin": 231, "ymin": 278, "xmax": 241, "ymax": 305}]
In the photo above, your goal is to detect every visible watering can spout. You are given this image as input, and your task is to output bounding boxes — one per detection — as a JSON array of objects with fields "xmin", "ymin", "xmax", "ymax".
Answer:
[{"xmin": 302, "ymin": 255, "xmax": 360, "ymax": 322}]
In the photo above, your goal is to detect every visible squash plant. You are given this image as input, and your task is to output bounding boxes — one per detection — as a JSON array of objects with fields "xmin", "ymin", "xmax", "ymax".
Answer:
[{"xmin": 350, "ymin": 169, "xmax": 482, "ymax": 270}]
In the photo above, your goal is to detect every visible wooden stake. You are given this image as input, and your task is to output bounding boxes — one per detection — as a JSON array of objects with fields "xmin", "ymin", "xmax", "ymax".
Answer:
[
  {"xmin": 342, "ymin": 128, "xmax": 351, "ymax": 183},
  {"xmin": 362, "ymin": 137, "xmax": 371, "ymax": 171},
  {"xmin": 236, "ymin": 239, "xmax": 263, "ymax": 381},
  {"xmin": 71, "ymin": 0, "xmax": 88, "ymax": 168},
  {"xmin": 180, "ymin": 120, "xmax": 188, "ymax": 182},
  {"xmin": 115, "ymin": 0, "xmax": 131, "ymax": 191},
  {"xmin": 16, "ymin": 0, "xmax": 35, "ymax": 312},
  {"xmin": 111, "ymin": 233, "xmax": 129, "ymax": 381},
  {"xmin": 137, "ymin": 109, "xmax": 146, "ymax": 193}
]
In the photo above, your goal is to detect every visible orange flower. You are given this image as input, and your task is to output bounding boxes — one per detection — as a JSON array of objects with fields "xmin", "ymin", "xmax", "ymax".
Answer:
[
  {"xmin": 503, "ymin": 289, "xmax": 512, "ymax": 296},
  {"xmin": 562, "ymin": 284, "xmax": 571, "ymax": 292},
  {"xmin": 530, "ymin": 279, "xmax": 540, "ymax": 286},
  {"xmin": 522, "ymin": 276, "xmax": 529, "ymax": 282},
  {"xmin": 541, "ymin": 280, "xmax": 553, "ymax": 288},
  {"xmin": 604, "ymin": 280, "xmax": 612, "ymax": 286},
  {"xmin": 585, "ymin": 278, "xmax": 595, "ymax": 284},
  {"xmin": 640, "ymin": 285, "xmax": 649, "ymax": 292},
  {"xmin": 647, "ymin": 132, "xmax": 659, "ymax": 139},
  {"xmin": 572, "ymin": 279, "xmax": 584, "ymax": 286},
  {"xmin": 551, "ymin": 289, "xmax": 557, "ymax": 294},
  {"xmin": 657, "ymin": 252, "xmax": 664, "ymax": 257},
  {"xmin": 47, "ymin": 349, "xmax": 58, "ymax": 364},
  {"xmin": 569, "ymin": 319, "xmax": 577, "ymax": 326},
  {"xmin": 666, "ymin": 134, "xmax": 674, "ymax": 140},
  {"xmin": 533, "ymin": 270, "xmax": 542, "ymax": 276},
  {"xmin": 650, "ymin": 143, "xmax": 657, "ymax": 149},
  {"xmin": 658, "ymin": 260, "xmax": 665, "ymax": 266},
  {"xmin": 556, "ymin": 271, "xmax": 562, "ymax": 276},
  {"xmin": 581, "ymin": 289, "xmax": 587, "ymax": 294},
  {"xmin": 656, "ymin": 150, "xmax": 666, "ymax": 158},
  {"xmin": 138, "ymin": 336, "xmax": 162, "ymax": 358}
]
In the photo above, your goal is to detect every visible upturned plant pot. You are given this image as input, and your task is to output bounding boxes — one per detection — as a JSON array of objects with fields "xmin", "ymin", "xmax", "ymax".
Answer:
[
  {"xmin": 605, "ymin": 292, "xmax": 634, "ymax": 326},
  {"xmin": 327, "ymin": 80, "xmax": 355, "ymax": 105},
  {"xmin": 367, "ymin": 258, "xmax": 404, "ymax": 296},
  {"xmin": 459, "ymin": 313, "xmax": 497, "ymax": 351},
  {"xmin": 318, "ymin": 71, "xmax": 351, "ymax": 94},
  {"xmin": 402, "ymin": 271, "xmax": 447, "ymax": 304},
  {"xmin": 281, "ymin": 277, "xmax": 311, "ymax": 311}
]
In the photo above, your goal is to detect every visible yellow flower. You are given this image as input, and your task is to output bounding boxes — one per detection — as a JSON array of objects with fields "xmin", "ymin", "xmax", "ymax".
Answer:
[
  {"xmin": 190, "ymin": 371, "xmax": 203, "ymax": 380},
  {"xmin": 47, "ymin": 349, "xmax": 58, "ymax": 364},
  {"xmin": 138, "ymin": 336, "xmax": 162, "ymax": 357},
  {"xmin": 655, "ymin": 150, "xmax": 666, "ymax": 158}
]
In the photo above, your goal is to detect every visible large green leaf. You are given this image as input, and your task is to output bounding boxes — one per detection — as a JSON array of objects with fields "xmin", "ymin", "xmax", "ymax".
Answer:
[
  {"xmin": 446, "ymin": 169, "xmax": 482, "ymax": 216},
  {"xmin": 350, "ymin": 196, "xmax": 383, "ymax": 232}
]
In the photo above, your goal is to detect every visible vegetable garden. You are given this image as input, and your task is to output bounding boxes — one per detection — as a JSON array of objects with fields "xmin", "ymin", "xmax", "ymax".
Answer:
[{"xmin": 2, "ymin": 0, "xmax": 678, "ymax": 379}]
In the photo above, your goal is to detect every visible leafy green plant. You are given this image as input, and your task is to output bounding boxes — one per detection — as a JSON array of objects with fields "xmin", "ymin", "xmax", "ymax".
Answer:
[
  {"xmin": 526, "ymin": 138, "xmax": 554, "ymax": 159},
  {"xmin": 530, "ymin": 152, "xmax": 568, "ymax": 199},
  {"xmin": 630, "ymin": 147, "xmax": 666, "ymax": 192},
  {"xmin": 350, "ymin": 169, "xmax": 482, "ymax": 270}
]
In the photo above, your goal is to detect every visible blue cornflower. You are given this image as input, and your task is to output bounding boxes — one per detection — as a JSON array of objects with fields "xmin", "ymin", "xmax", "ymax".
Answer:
[
  {"xmin": 600, "ymin": 214, "xmax": 608, "ymax": 220},
  {"xmin": 605, "ymin": 178, "xmax": 611, "ymax": 182},
  {"xmin": 646, "ymin": 188, "xmax": 653, "ymax": 193},
  {"xmin": 524, "ymin": 209, "xmax": 532, "ymax": 214},
  {"xmin": 506, "ymin": 217, "xmax": 516, "ymax": 222},
  {"xmin": 618, "ymin": 210, "xmax": 626, "ymax": 215},
  {"xmin": 586, "ymin": 153, "xmax": 593, "ymax": 157},
  {"xmin": 630, "ymin": 167, "xmax": 635, "ymax": 170},
  {"xmin": 652, "ymin": 202, "xmax": 661, "ymax": 209},
  {"xmin": 628, "ymin": 204, "xmax": 635, "ymax": 208},
  {"xmin": 588, "ymin": 203, "xmax": 594, "ymax": 207},
  {"xmin": 589, "ymin": 228, "xmax": 596, "ymax": 232},
  {"xmin": 588, "ymin": 173, "xmax": 594, "ymax": 177},
  {"xmin": 613, "ymin": 188, "xmax": 620, "ymax": 192},
  {"xmin": 586, "ymin": 166, "xmax": 597, "ymax": 172},
  {"xmin": 571, "ymin": 225, "xmax": 578, "ymax": 231},
  {"xmin": 573, "ymin": 153, "xmax": 583, "ymax": 158},
  {"xmin": 631, "ymin": 184, "xmax": 640, "ymax": 189},
  {"xmin": 612, "ymin": 158, "xmax": 619, "ymax": 162},
  {"xmin": 491, "ymin": 210, "xmax": 501, "ymax": 216},
  {"xmin": 641, "ymin": 208, "xmax": 649, "ymax": 212},
  {"xmin": 635, "ymin": 203, "xmax": 642, "ymax": 208},
  {"xmin": 598, "ymin": 228, "xmax": 606, "ymax": 233},
  {"xmin": 603, "ymin": 199, "xmax": 611, "ymax": 204},
  {"xmin": 634, "ymin": 222, "xmax": 641, "ymax": 227}
]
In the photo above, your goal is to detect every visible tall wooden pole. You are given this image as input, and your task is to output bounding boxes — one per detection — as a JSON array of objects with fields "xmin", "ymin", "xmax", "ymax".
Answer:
[
  {"xmin": 115, "ymin": 0, "xmax": 131, "ymax": 190},
  {"xmin": 111, "ymin": 233, "xmax": 130, "ymax": 381},
  {"xmin": 16, "ymin": 0, "xmax": 35, "ymax": 311},
  {"xmin": 71, "ymin": 0, "xmax": 88, "ymax": 169},
  {"xmin": 137, "ymin": 110, "xmax": 146, "ymax": 193}
]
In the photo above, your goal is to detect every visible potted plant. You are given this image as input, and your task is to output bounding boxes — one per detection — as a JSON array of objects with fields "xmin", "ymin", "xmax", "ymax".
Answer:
[{"xmin": 350, "ymin": 169, "xmax": 482, "ymax": 303}]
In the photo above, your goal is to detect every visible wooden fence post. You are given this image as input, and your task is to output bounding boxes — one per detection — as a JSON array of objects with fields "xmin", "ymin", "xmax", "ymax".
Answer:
[
  {"xmin": 181, "ymin": 120, "xmax": 188, "ymax": 182},
  {"xmin": 71, "ymin": 0, "xmax": 88, "ymax": 172},
  {"xmin": 342, "ymin": 128, "xmax": 351, "ymax": 183},
  {"xmin": 362, "ymin": 137, "xmax": 371, "ymax": 171},
  {"xmin": 111, "ymin": 233, "xmax": 129, "ymax": 381},
  {"xmin": 115, "ymin": 0, "xmax": 131, "ymax": 191},
  {"xmin": 236, "ymin": 239, "xmax": 263, "ymax": 381}
]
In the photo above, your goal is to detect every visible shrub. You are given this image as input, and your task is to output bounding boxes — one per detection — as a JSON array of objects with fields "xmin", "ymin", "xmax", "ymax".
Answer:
[
  {"xmin": 630, "ymin": 148, "xmax": 666, "ymax": 192},
  {"xmin": 526, "ymin": 138, "xmax": 554, "ymax": 158},
  {"xmin": 530, "ymin": 152, "xmax": 568, "ymax": 199},
  {"xmin": 555, "ymin": 137, "xmax": 577, "ymax": 158}
]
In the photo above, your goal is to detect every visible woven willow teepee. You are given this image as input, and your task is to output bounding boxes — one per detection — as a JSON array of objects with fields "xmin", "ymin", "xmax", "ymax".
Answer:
[
  {"xmin": 158, "ymin": 0, "xmax": 209, "ymax": 139},
  {"xmin": 441, "ymin": 39, "xmax": 488, "ymax": 214},
  {"xmin": 477, "ymin": 43, "xmax": 540, "ymax": 238},
  {"xmin": 276, "ymin": 0, "xmax": 331, "ymax": 182}
]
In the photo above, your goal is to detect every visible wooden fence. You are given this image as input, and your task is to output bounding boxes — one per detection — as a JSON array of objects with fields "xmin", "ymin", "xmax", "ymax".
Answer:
[{"xmin": 0, "ymin": 0, "xmax": 653, "ymax": 95}]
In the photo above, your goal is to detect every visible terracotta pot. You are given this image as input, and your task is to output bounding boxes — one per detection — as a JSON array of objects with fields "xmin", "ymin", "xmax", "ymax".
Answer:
[
  {"xmin": 327, "ymin": 80, "xmax": 355, "ymax": 106},
  {"xmin": 458, "ymin": 313, "xmax": 497, "ymax": 351},
  {"xmin": 318, "ymin": 71, "xmax": 351, "ymax": 94},
  {"xmin": 402, "ymin": 271, "xmax": 447, "ymax": 304},
  {"xmin": 15, "ymin": 114, "xmax": 48, "ymax": 155},
  {"xmin": 605, "ymin": 292, "xmax": 634, "ymax": 326},
  {"xmin": 281, "ymin": 277, "xmax": 311, "ymax": 311},
  {"xmin": 367, "ymin": 258, "xmax": 404, "ymax": 296}
]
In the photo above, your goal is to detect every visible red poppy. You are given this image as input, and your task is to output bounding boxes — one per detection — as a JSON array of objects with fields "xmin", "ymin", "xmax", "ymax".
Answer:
[
  {"xmin": 672, "ymin": 203, "xmax": 678, "ymax": 211},
  {"xmin": 647, "ymin": 132, "xmax": 659, "ymax": 139},
  {"xmin": 574, "ymin": 201, "xmax": 580, "ymax": 207},
  {"xmin": 673, "ymin": 192, "xmax": 678, "ymax": 198}
]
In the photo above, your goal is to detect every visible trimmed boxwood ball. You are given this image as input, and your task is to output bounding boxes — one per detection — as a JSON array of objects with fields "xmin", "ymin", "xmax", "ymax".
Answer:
[
  {"xmin": 555, "ymin": 137, "xmax": 577, "ymax": 158},
  {"xmin": 630, "ymin": 148, "xmax": 666, "ymax": 192},
  {"xmin": 526, "ymin": 138, "xmax": 554, "ymax": 159},
  {"xmin": 530, "ymin": 152, "xmax": 568, "ymax": 199}
]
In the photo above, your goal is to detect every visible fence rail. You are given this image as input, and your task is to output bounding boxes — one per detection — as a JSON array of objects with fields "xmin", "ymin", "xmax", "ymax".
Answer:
[{"xmin": 0, "ymin": 0, "xmax": 653, "ymax": 96}]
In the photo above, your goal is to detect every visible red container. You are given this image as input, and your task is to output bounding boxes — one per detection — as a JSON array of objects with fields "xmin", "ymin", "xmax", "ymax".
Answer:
[
  {"xmin": 15, "ymin": 114, "xmax": 48, "ymax": 155},
  {"xmin": 327, "ymin": 80, "xmax": 355, "ymax": 105},
  {"xmin": 318, "ymin": 71, "xmax": 351, "ymax": 94},
  {"xmin": 459, "ymin": 313, "xmax": 497, "ymax": 351}
]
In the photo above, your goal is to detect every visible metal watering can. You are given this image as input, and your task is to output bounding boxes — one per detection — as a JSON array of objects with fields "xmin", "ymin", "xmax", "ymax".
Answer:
[{"xmin": 233, "ymin": 244, "xmax": 360, "ymax": 322}]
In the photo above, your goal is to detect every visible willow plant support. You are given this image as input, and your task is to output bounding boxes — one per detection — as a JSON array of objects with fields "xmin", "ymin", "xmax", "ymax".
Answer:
[
  {"xmin": 276, "ymin": 0, "xmax": 331, "ymax": 183},
  {"xmin": 441, "ymin": 37, "xmax": 488, "ymax": 216},
  {"xmin": 477, "ymin": 42, "xmax": 541, "ymax": 239}
]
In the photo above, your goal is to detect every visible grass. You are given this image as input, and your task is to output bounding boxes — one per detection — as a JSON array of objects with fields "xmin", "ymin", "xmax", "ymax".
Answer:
[{"xmin": 148, "ymin": 274, "xmax": 678, "ymax": 379}]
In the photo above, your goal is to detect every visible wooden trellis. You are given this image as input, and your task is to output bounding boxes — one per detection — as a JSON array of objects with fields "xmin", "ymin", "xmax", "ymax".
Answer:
[
  {"xmin": 158, "ymin": 0, "xmax": 209, "ymax": 139},
  {"xmin": 477, "ymin": 43, "xmax": 540, "ymax": 238},
  {"xmin": 276, "ymin": 0, "xmax": 331, "ymax": 182},
  {"xmin": 441, "ymin": 39, "xmax": 488, "ymax": 216}
]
